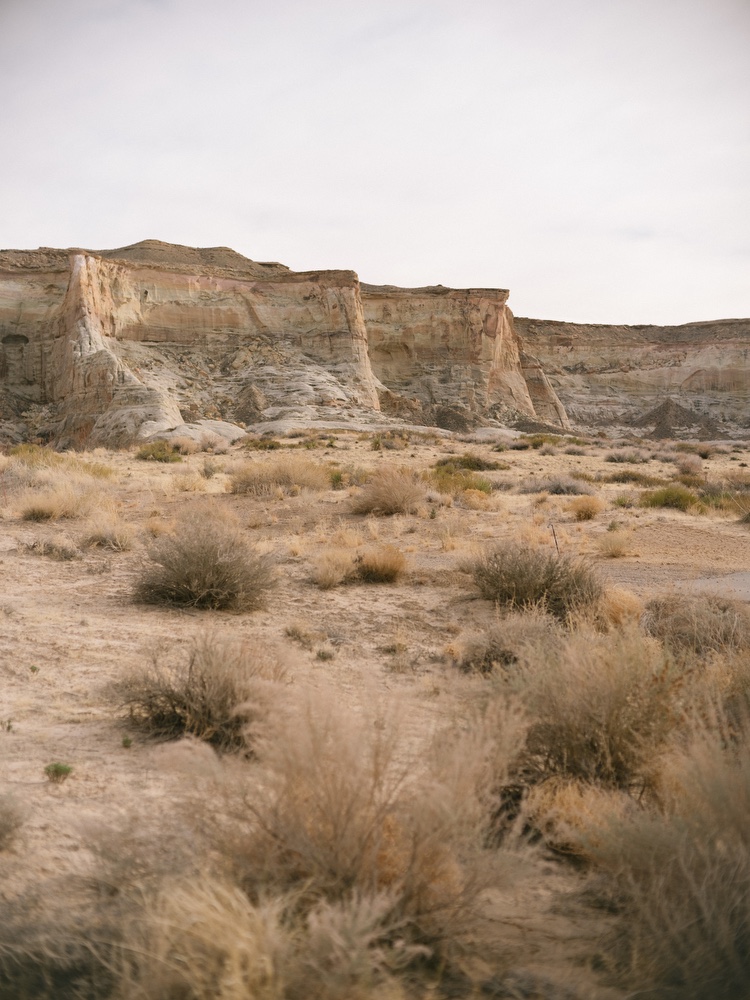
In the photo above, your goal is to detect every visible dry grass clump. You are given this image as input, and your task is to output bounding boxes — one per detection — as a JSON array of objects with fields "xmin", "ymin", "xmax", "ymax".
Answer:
[
  {"xmin": 7, "ymin": 443, "xmax": 113, "ymax": 478},
  {"xmin": 604, "ymin": 469, "xmax": 665, "ymax": 486},
  {"xmin": 567, "ymin": 495, "xmax": 605, "ymax": 521},
  {"xmin": 597, "ymin": 529, "xmax": 631, "ymax": 558},
  {"xmin": 598, "ymin": 587, "xmax": 645, "ymax": 629},
  {"xmin": 584, "ymin": 734, "xmax": 750, "ymax": 998},
  {"xmin": 517, "ymin": 475, "xmax": 594, "ymax": 496},
  {"xmin": 434, "ymin": 452, "xmax": 505, "ymax": 472},
  {"xmin": 642, "ymin": 593, "xmax": 750, "ymax": 654},
  {"xmin": 446, "ymin": 608, "xmax": 561, "ymax": 674},
  {"xmin": 351, "ymin": 467, "xmax": 426, "ymax": 516},
  {"xmin": 212, "ymin": 686, "xmax": 532, "ymax": 969},
  {"xmin": 310, "ymin": 548, "xmax": 357, "ymax": 589},
  {"xmin": 116, "ymin": 634, "xmax": 288, "ymax": 751},
  {"xmin": 199, "ymin": 431, "xmax": 230, "ymax": 454},
  {"xmin": 16, "ymin": 482, "xmax": 102, "ymax": 521},
  {"xmin": 230, "ymin": 455, "xmax": 329, "ymax": 496},
  {"xmin": 170, "ymin": 435, "xmax": 200, "ymax": 455},
  {"xmin": 605, "ymin": 449, "xmax": 648, "ymax": 464},
  {"xmin": 675, "ymin": 453, "xmax": 703, "ymax": 476},
  {"xmin": 81, "ymin": 511, "xmax": 134, "ymax": 551},
  {"xmin": 468, "ymin": 542, "xmax": 603, "ymax": 621},
  {"xmin": 512, "ymin": 629, "xmax": 689, "ymax": 790},
  {"xmin": 0, "ymin": 791, "xmax": 24, "ymax": 850},
  {"xmin": 355, "ymin": 545, "xmax": 406, "ymax": 583},
  {"xmin": 135, "ymin": 505, "xmax": 275, "ymax": 610},
  {"xmin": 23, "ymin": 536, "xmax": 80, "ymax": 561},
  {"xmin": 171, "ymin": 469, "xmax": 208, "ymax": 492},
  {"xmin": 425, "ymin": 467, "xmax": 492, "ymax": 497}
]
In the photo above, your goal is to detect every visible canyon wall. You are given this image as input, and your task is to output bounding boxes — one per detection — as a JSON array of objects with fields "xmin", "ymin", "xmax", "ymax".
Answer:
[
  {"xmin": 0, "ymin": 241, "xmax": 567, "ymax": 444},
  {"xmin": 515, "ymin": 317, "xmax": 750, "ymax": 433}
]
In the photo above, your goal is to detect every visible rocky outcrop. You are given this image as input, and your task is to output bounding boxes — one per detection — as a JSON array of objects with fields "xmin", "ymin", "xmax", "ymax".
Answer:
[
  {"xmin": 515, "ymin": 317, "xmax": 750, "ymax": 433},
  {"xmin": 0, "ymin": 240, "xmax": 567, "ymax": 445}
]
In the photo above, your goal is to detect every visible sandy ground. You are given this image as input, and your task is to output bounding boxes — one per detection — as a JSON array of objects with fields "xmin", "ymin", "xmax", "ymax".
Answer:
[{"xmin": 1, "ymin": 431, "xmax": 749, "ymax": 995}]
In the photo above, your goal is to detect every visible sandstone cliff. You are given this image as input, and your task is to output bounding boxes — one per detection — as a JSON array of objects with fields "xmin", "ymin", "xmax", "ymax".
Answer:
[
  {"xmin": 0, "ymin": 240, "xmax": 567, "ymax": 445},
  {"xmin": 515, "ymin": 317, "xmax": 750, "ymax": 434}
]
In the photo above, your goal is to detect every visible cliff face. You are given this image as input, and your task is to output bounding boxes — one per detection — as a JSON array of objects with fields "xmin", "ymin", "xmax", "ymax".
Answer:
[
  {"xmin": 515, "ymin": 317, "xmax": 750, "ymax": 433},
  {"xmin": 0, "ymin": 241, "xmax": 567, "ymax": 444}
]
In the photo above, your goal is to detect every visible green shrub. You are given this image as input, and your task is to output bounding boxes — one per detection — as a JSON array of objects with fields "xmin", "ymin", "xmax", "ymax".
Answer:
[
  {"xmin": 136, "ymin": 440, "xmax": 182, "ymax": 463},
  {"xmin": 641, "ymin": 485, "xmax": 698, "ymax": 511},
  {"xmin": 468, "ymin": 542, "xmax": 603, "ymax": 620}
]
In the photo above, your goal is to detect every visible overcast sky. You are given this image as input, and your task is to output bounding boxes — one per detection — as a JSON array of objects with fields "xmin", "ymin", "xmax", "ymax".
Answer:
[{"xmin": 1, "ymin": 0, "xmax": 748, "ymax": 324}]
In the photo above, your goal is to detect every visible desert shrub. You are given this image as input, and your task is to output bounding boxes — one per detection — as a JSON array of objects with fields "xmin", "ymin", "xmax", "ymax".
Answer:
[
  {"xmin": 468, "ymin": 542, "xmax": 603, "ymax": 621},
  {"xmin": 605, "ymin": 469, "xmax": 665, "ymax": 486},
  {"xmin": 135, "ymin": 506, "xmax": 275, "ymax": 610},
  {"xmin": 213, "ymin": 686, "xmax": 530, "ymax": 966},
  {"xmin": 642, "ymin": 593, "xmax": 750, "ymax": 654},
  {"xmin": 81, "ymin": 512, "xmax": 134, "ymax": 551},
  {"xmin": 230, "ymin": 455, "xmax": 329, "ymax": 496},
  {"xmin": 640, "ymin": 485, "xmax": 698, "ymax": 511},
  {"xmin": 605, "ymin": 449, "xmax": 647, "ymax": 464},
  {"xmin": 564, "ymin": 445, "xmax": 587, "ymax": 456},
  {"xmin": 351, "ymin": 468, "xmax": 426, "ymax": 516},
  {"xmin": 597, "ymin": 530, "xmax": 631, "ymax": 558},
  {"xmin": 434, "ymin": 452, "xmax": 504, "ymax": 472},
  {"xmin": 513, "ymin": 629, "xmax": 689, "ymax": 790},
  {"xmin": 199, "ymin": 431, "xmax": 230, "ymax": 454},
  {"xmin": 0, "ymin": 792, "xmax": 24, "ymax": 850},
  {"xmin": 355, "ymin": 545, "xmax": 406, "ymax": 583},
  {"xmin": 310, "ymin": 548, "xmax": 357, "ymax": 589},
  {"xmin": 567, "ymin": 495, "xmax": 605, "ymax": 521},
  {"xmin": 425, "ymin": 467, "xmax": 492, "ymax": 496},
  {"xmin": 136, "ymin": 440, "xmax": 182, "ymax": 463},
  {"xmin": 200, "ymin": 456, "xmax": 222, "ymax": 479},
  {"xmin": 7, "ymin": 444, "xmax": 112, "ymax": 478},
  {"xmin": 116, "ymin": 634, "xmax": 287, "ymax": 751},
  {"xmin": 447, "ymin": 609, "xmax": 561, "ymax": 674},
  {"xmin": 243, "ymin": 436, "xmax": 283, "ymax": 451},
  {"xmin": 598, "ymin": 587, "xmax": 645, "ymax": 629},
  {"xmin": 517, "ymin": 476, "xmax": 594, "ymax": 496},
  {"xmin": 675, "ymin": 454, "xmax": 703, "ymax": 476},
  {"xmin": 523, "ymin": 434, "xmax": 562, "ymax": 449},
  {"xmin": 585, "ymin": 736, "xmax": 750, "ymax": 998},
  {"xmin": 171, "ymin": 435, "xmax": 199, "ymax": 455}
]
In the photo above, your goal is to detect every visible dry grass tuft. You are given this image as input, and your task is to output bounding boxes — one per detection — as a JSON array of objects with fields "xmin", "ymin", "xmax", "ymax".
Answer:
[
  {"xmin": 567, "ymin": 495, "xmax": 605, "ymax": 521},
  {"xmin": 468, "ymin": 541, "xmax": 603, "ymax": 620},
  {"xmin": 642, "ymin": 593, "xmax": 750, "ymax": 654},
  {"xmin": 310, "ymin": 548, "xmax": 357, "ymax": 589},
  {"xmin": 230, "ymin": 455, "xmax": 329, "ymax": 496},
  {"xmin": 597, "ymin": 529, "xmax": 631, "ymax": 558},
  {"xmin": 24, "ymin": 536, "xmax": 80, "ymax": 561},
  {"xmin": 446, "ymin": 609, "xmax": 561, "ymax": 674},
  {"xmin": 16, "ymin": 482, "xmax": 102, "ymax": 522},
  {"xmin": 135, "ymin": 505, "xmax": 275, "ymax": 610},
  {"xmin": 355, "ymin": 545, "xmax": 406, "ymax": 583},
  {"xmin": 82, "ymin": 511, "xmax": 134, "ymax": 551},
  {"xmin": 518, "ymin": 475, "xmax": 594, "ymax": 496},
  {"xmin": 116, "ymin": 633, "xmax": 288, "ymax": 750},
  {"xmin": 171, "ymin": 435, "xmax": 200, "ymax": 455},
  {"xmin": 598, "ymin": 587, "xmax": 645, "ymax": 628},
  {"xmin": 351, "ymin": 467, "xmax": 426, "ymax": 516}
]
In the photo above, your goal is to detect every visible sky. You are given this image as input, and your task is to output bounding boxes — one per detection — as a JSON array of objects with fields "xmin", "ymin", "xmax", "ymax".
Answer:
[{"xmin": 0, "ymin": 0, "xmax": 748, "ymax": 325}]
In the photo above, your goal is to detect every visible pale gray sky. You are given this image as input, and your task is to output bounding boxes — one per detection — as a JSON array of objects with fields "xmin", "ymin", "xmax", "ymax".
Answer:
[{"xmin": 1, "ymin": 0, "xmax": 748, "ymax": 323}]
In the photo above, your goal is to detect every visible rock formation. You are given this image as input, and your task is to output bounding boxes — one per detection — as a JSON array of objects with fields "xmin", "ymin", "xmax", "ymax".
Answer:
[
  {"xmin": 0, "ymin": 240, "xmax": 567, "ymax": 445},
  {"xmin": 515, "ymin": 316, "xmax": 750, "ymax": 434}
]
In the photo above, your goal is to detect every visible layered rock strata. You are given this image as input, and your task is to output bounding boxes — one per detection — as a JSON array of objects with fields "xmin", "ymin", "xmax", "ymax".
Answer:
[
  {"xmin": 515, "ymin": 317, "xmax": 750, "ymax": 433},
  {"xmin": 0, "ymin": 240, "xmax": 568, "ymax": 444}
]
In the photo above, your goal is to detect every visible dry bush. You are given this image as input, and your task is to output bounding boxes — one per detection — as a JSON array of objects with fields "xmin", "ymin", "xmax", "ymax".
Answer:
[
  {"xmin": 116, "ymin": 633, "xmax": 288, "ymax": 751},
  {"xmin": 597, "ymin": 529, "xmax": 631, "ymax": 558},
  {"xmin": 230, "ymin": 455, "xmax": 329, "ymax": 496},
  {"xmin": 605, "ymin": 449, "xmax": 647, "ymax": 464},
  {"xmin": 434, "ymin": 452, "xmax": 504, "ymax": 472},
  {"xmin": 0, "ymin": 791, "xmax": 24, "ymax": 850},
  {"xmin": 598, "ymin": 587, "xmax": 644, "ymax": 629},
  {"xmin": 675, "ymin": 453, "xmax": 703, "ymax": 476},
  {"xmin": 135, "ymin": 506, "xmax": 275, "ymax": 610},
  {"xmin": 584, "ymin": 735, "xmax": 750, "ymax": 998},
  {"xmin": 517, "ymin": 475, "xmax": 594, "ymax": 496},
  {"xmin": 351, "ymin": 468, "xmax": 426, "ymax": 516},
  {"xmin": 6, "ymin": 443, "xmax": 113, "ymax": 478},
  {"xmin": 525, "ymin": 777, "xmax": 633, "ymax": 858},
  {"xmin": 200, "ymin": 456, "xmax": 223, "ymax": 479},
  {"xmin": 211, "ymin": 687, "xmax": 534, "ymax": 967},
  {"xmin": 172, "ymin": 469, "xmax": 208, "ymax": 492},
  {"xmin": 171, "ymin": 435, "xmax": 200, "ymax": 455},
  {"xmin": 199, "ymin": 431, "xmax": 230, "ymax": 454},
  {"xmin": 512, "ymin": 629, "xmax": 689, "ymax": 790},
  {"xmin": 355, "ymin": 545, "xmax": 406, "ymax": 583},
  {"xmin": 81, "ymin": 511, "xmax": 134, "ymax": 551},
  {"xmin": 468, "ymin": 542, "xmax": 603, "ymax": 621},
  {"xmin": 425, "ymin": 468, "xmax": 492, "ymax": 497},
  {"xmin": 446, "ymin": 609, "xmax": 561, "ymax": 674},
  {"xmin": 310, "ymin": 548, "xmax": 357, "ymax": 589},
  {"xmin": 642, "ymin": 593, "xmax": 750, "ymax": 654},
  {"xmin": 567, "ymin": 495, "xmax": 605, "ymax": 521}
]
